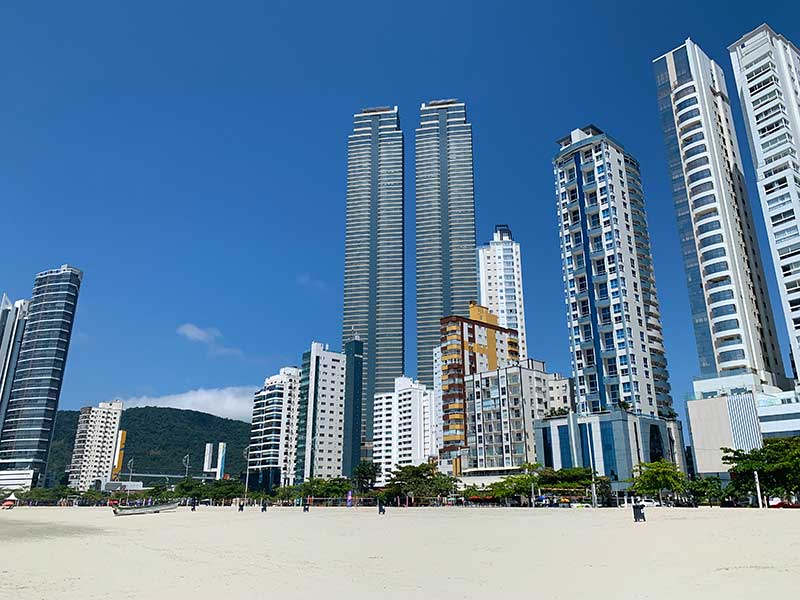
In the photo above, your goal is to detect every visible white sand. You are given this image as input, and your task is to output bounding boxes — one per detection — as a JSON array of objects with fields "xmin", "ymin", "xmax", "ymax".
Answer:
[{"xmin": 1, "ymin": 505, "xmax": 798, "ymax": 599}]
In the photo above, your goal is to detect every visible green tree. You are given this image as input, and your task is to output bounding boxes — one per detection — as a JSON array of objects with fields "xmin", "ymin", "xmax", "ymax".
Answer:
[
  {"xmin": 18, "ymin": 485, "xmax": 73, "ymax": 504},
  {"xmin": 630, "ymin": 460, "xmax": 687, "ymax": 503},
  {"xmin": 687, "ymin": 475, "xmax": 725, "ymax": 506},
  {"xmin": 382, "ymin": 463, "xmax": 457, "ymax": 502},
  {"xmin": 722, "ymin": 437, "xmax": 800, "ymax": 500},
  {"xmin": 353, "ymin": 461, "xmax": 381, "ymax": 493}
]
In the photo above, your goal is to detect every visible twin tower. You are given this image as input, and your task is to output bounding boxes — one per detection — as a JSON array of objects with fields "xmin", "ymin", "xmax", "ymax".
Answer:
[{"xmin": 342, "ymin": 100, "xmax": 476, "ymax": 430}]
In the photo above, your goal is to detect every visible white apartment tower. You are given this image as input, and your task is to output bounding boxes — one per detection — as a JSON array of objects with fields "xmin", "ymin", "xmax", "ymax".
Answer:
[
  {"xmin": 372, "ymin": 377, "xmax": 434, "ymax": 487},
  {"xmin": 654, "ymin": 39, "xmax": 785, "ymax": 387},
  {"xmin": 294, "ymin": 342, "xmax": 346, "ymax": 482},
  {"xmin": 730, "ymin": 25, "xmax": 800, "ymax": 379},
  {"xmin": 66, "ymin": 400, "xmax": 123, "ymax": 491},
  {"xmin": 248, "ymin": 367, "xmax": 301, "ymax": 489},
  {"xmin": 555, "ymin": 126, "xmax": 672, "ymax": 416},
  {"xmin": 478, "ymin": 225, "xmax": 528, "ymax": 358}
]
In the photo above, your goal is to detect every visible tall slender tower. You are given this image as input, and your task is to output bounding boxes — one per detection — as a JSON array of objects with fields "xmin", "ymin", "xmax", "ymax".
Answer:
[
  {"xmin": 654, "ymin": 39, "xmax": 786, "ymax": 387},
  {"xmin": 729, "ymin": 25, "xmax": 800, "ymax": 379},
  {"xmin": 0, "ymin": 265, "xmax": 83, "ymax": 489},
  {"xmin": 555, "ymin": 126, "xmax": 672, "ymax": 416},
  {"xmin": 415, "ymin": 99, "xmax": 478, "ymax": 388},
  {"xmin": 478, "ymin": 225, "xmax": 528, "ymax": 358},
  {"xmin": 342, "ymin": 106, "xmax": 404, "ymax": 453},
  {"xmin": 0, "ymin": 295, "xmax": 29, "ymax": 431}
]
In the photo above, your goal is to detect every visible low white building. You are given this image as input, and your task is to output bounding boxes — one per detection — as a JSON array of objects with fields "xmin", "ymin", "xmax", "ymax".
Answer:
[
  {"xmin": 688, "ymin": 373, "xmax": 800, "ymax": 477},
  {"xmin": 67, "ymin": 400, "xmax": 124, "ymax": 491},
  {"xmin": 373, "ymin": 377, "xmax": 434, "ymax": 487},
  {"xmin": 535, "ymin": 410, "xmax": 686, "ymax": 490}
]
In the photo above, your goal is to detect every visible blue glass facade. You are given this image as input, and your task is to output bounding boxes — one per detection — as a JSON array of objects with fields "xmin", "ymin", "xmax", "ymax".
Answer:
[
  {"xmin": 558, "ymin": 425, "xmax": 572, "ymax": 468},
  {"xmin": 654, "ymin": 50, "xmax": 716, "ymax": 377},
  {"xmin": 343, "ymin": 107, "xmax": 404, "ymax": 454},
  {"xmin": 0, "ymin": 265, "xmax": 82, "ymax": 486},
  {"xmin": 416, "ymin": 100, "xmax": 477, "ymax": 388}
]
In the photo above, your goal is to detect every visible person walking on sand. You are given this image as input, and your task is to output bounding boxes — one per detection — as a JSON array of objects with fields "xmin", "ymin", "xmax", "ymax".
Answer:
[
  {"xmin": 238, "ymin": 501, "xmax": 244, "ymax": 512},
  {"xmin": 261, "ymin": 499, "xmax": 267, "ymax": 513}
]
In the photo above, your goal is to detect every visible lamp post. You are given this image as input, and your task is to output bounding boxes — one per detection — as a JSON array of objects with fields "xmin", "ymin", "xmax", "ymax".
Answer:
[
  {"xmin": 183, "ymin": 454, "xmax": 190, "ymax": 480},
  {"xmin": 754, "ymin": 470, "xmax": 763, "ymax": 509},
  {"xmin": 243, "ymin": 446, "xmax": 251, "ymax": 507}
]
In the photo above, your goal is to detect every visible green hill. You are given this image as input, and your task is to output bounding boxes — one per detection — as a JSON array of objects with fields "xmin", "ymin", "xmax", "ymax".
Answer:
[{"xmin": 48, "ymin": 407, "xmax": 250, "ymax": 484}]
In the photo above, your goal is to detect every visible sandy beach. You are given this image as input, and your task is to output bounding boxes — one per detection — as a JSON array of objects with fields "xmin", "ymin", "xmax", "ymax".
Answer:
[{"xmin": 2, "ymin": 505, "xmax": 798, "ymax": 599}]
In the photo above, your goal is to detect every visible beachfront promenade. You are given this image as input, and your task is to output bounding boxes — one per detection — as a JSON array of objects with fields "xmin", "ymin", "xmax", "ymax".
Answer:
[{"xmin": 2, "ymin": 506, "xmax": 798, "ymax": 599}]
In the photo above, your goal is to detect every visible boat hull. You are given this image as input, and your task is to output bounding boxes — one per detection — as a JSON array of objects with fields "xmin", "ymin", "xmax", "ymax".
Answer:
[{"xmin": 113, "ymin": 502, "xmax": 180, "ymax": 516}]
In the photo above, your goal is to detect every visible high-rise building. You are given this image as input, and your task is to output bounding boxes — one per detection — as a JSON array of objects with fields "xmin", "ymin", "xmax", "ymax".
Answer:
[
  {"xmin": 463, "ymin": 359, "xmax": 557, "ymax": 477},
  {"xmin": 0, "ymin": 295, "xmax": 29, "ymax": 431},
  {"xmin": 343, "ymin": 106, "xmax": 404, "ymax": 452},
  {"xmin": 66, "ymin": 400, "xmax": 123, "ymax": 492},
  {"xmin": 555, "ymin": 127, "xmax": 672, "ymax": 416},
  {"xmin": 654, "ymin": 39, "xmax": 785, "ymax": 386},
  {"xmin": 342, "ymin": 337, "xmax": 363, "ymax": 477},
  {"xmin": 248, "ymin": 367, "xmax": 301, "ymax": 490},
  {"xmin": 416, "ymin": 99, "xmax": 478, "ymax": 388},
  {"xmin": 729, "ymin": 25, "xmax": 800, "ymax": 378},
  {"xmin": 0, "ymin": 265, "xmax": 83, "ymax": 490},
  {"xmin": 372, "ymin": 377, "xmax": 434, "ymax": 487},
  {"xmin": 478, "ymin": 225, "xmax": 528, "ymax": 359},
  {"xmin": 437, "ymin": 302, "xmax": 519, "ymax": 474},
  {"xmin": 294, "ymin": 342, "xmax": 346, "ymax": 483}
]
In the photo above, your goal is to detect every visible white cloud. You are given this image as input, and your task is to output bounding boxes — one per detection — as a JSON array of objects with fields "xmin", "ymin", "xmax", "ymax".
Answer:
[
  {"xmin": 177, "ymin": 323, "xmax": 222, "ymax": 343},
  {"xmin": 296, "ymin": 273, "xmax": 328, "ymax": 291},
  {"xmin": 176, "ymin": 323, "xmax": 244, "ymax": 358},
  {"xmin": 123, "ymin": 386, "xmax": 257, "ymax": 422}
]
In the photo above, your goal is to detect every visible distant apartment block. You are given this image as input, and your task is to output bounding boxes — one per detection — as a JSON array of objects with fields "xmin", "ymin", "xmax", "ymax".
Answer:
[
  {"xmin": 463, "ymin": 359, "xmax": 562, "ymax": 478},
  {"xmin": 729, "ymin": 25, "xmax": 800, "ymax": 378},
  {"xmin": 437, "ymin": 302, "xmax": 519, "ymax": 474},
  {"xmin": 248, "ymin": 367, "xmax": 301, "ymax": 490},
  {"xmin": 294, "ymin": 342, "xmax": 346, "ymax": 483},
  {"xmin": 372, "ymin": 377, "xmax": 435, "ymax": 487},
  {"xmin": 547, "ymin": 372, "xmax": 574, "ymax": 413},
  {"xmin": 555, "ymin": 126, "xmax": 672, "ymax": 416},
  {"xmin": 67, "ymin": 400, "xmax": 123, "ymax": 492},
  {"xmin": 654, "ymin": 38, "xmax": 785, "ymax": 386},
  {"xmin": 478, "ymin": 225, "xmax": 528, "ymax": 358}
]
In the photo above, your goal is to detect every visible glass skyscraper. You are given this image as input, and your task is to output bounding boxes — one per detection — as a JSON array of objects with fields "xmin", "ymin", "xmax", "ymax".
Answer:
[
  {"xmin": 0, "ymin": 265, "xmax": 83, "ymax": 488},
  {"xmin": 342, "ymin": 106, "xmax": 404, "ymax": 455},
  {"xmin": 654, "ymin": 39, "xmax": 785, "ymax": 387},
  {"xmin": 415, "ymin": 99, "xmax": 478, "ymax": 388}
]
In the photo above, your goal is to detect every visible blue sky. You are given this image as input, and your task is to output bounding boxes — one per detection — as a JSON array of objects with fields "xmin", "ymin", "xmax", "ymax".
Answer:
[{"xmin": 1, "ymin": 2, "xmax": 798, "ymax": 422}]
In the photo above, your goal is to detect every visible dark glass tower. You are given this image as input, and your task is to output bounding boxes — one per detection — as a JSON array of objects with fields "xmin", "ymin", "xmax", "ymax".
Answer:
[
  {"xmin": 0, "ymin": 265, "xmax": 83, "ymax": 487},
  {"xmin": 415, "ymin": 99, "xmax": 478, "ymax": 389},
  {"xmin": 342, "ymin": 106, "xmax": 404, "ymax": 456},
  {"xmin": 342, "ymin": 337, "xmax": 363, "ymax": 477}
]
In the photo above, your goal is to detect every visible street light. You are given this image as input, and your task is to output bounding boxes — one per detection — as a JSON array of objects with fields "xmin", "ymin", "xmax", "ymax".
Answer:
[{"xmin": 243, "ymin": 446, "xmax": 251, "ymax": 506}]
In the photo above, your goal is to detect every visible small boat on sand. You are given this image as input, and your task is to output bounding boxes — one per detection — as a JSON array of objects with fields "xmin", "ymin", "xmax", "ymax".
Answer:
[{"xmin": 113, "ymin": 501, "xmax": 180, "ymax": 516}]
